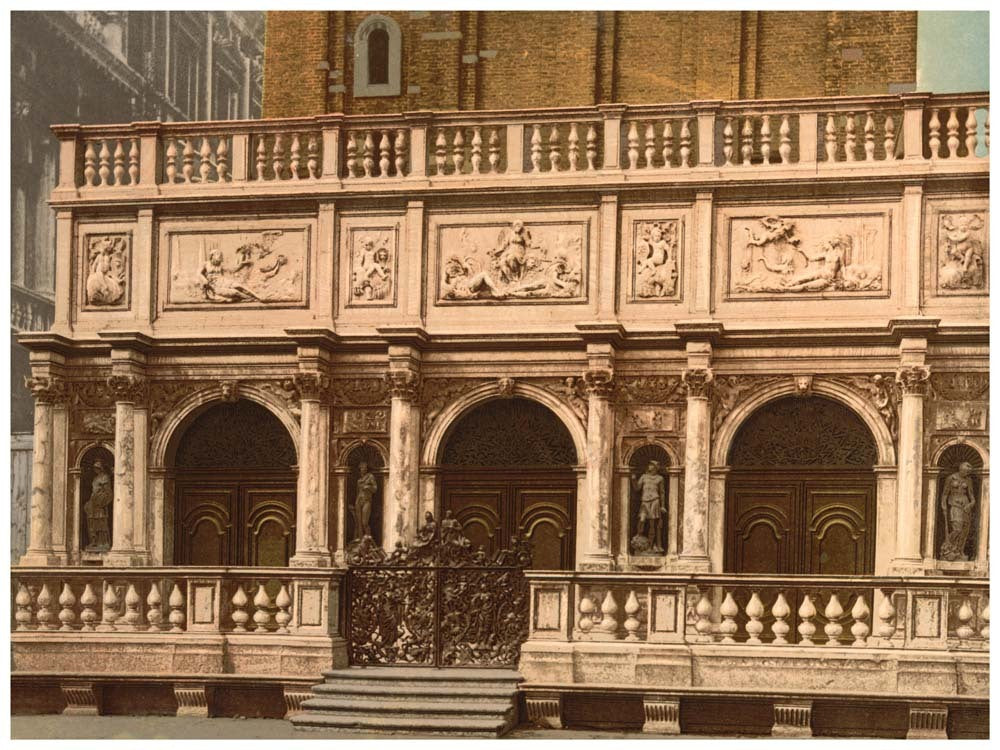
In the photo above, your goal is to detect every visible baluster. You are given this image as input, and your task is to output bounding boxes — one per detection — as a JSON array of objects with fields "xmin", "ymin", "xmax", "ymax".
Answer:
[
  {"xmin": 964, "ymin": 108, "xmax": 978, "ymax": 158},
  {"xmin": 548, "ymin": 124, "xmax": 562, "ymax": 172},
  {"xmin": 928, "ymin": 108, "xmax": 941, "ymax": 158},
  {"xmin": 530, "ymin": 124, "xmax": 543, "ymax": 173},
  {"xmin": 695, "ymin": 592, "xmax": 713, "ymax": 643},
  {"xmin": 84, "ymin": 141, "xmax": 97, "ymax": 186},
  {"xmin": 307, "ymin": 134, "xmax": 320, "ymax": 178},
  {"xmin": 98, "ymin": 582, "xmax": 120, "ymax": 632},
  {"xmin": 661, "ymin": 121, "xmax": 674, "ymax": 168},
  {"xmin": 598, "ymin": 590, "xmax": 619, "ymax": 636},
  {"xmin": 876, "ymin": 591, "xmax": 896, "ymax": 644},
  {"xmin": 850, "ymin": 594, "xmax": 870, "ymax": 647},
  {"xmin": 771, "ymin": 593, "xmax": 791, "ymax": 645},
  {"xmin": 719, "ymin": 592, "xmax": 739, "ymax": 643},
  {"xmin": 679, "ymin": 119, "xmax": 692, "ymax": 168},
  {"xmin": 884, "ymin": 114, "xmax": 896, "ymax": 160},
  {"xmin": 623, "ymin": 591, "xmax": 641, "ymax": 642},
  {"xmin": 824, "ymin": 113, "xmax": 838, "ymax": 162},
  {"xmin": 15, "ymin": 583, "xmax": 34, "ymax": 630},
  {"xmin": 434, "ymin": 128, "xmax": 447, "ymax": 175},
  {"xmin": 644, "ymin": 122, "xmax": 656, "ymax": 169},
  {"xmin": 779, "ymin": 115, "xmax": 792, "ymax": 164},
  {"xmin": 626, "ymin": 121, "xmax": 640, "ymax": 170},
  {"xmin": 256, "ymin": 136, "xmax": 268, "ymax": 180},
  {"xmin": 231, "ymin": 584, "xmax": 250, "ymax": 632},
  {"xmin": 740, "ymin": 117, "xmax": 753, "ymax": 165},
  {"xmin": 36, "ymin": 583, "xmax": 56, "ymax": 630},
  {"xmin": 586, "ymin": 123, "xmax": 598, "ymax": 170},
  {"xmin": 980, "ymin": 599, "xmax": 989, "ymax": 640},
  {"xmin": 844, "ymin": 112, "xmax": 857, "ymax": 161},
  {"xmin": 112, "ymin": 140, "xmax": 126, "ymax": 185},
  {"xmin": 146, "ymin": 583, "xmax": 163, "ymax": 632},
  {"xmin": 864, "ymin": 112, "xmax": 876, "ymax": 161},
  {"xmin": 164, "ymin": 138, "xmax": 178, "ymax": 183},
  {"xmin": 362, "ymin": 132, "xmax": 375, "ymax": 177},
  {"xmin": 745, "ymin": 592, "xmax": 764, "ymax": 644},
  {"xmin": 798, "ymin": 594, "xmax": 817, "ymax": 646},
  {"xmin": 452, "ymin": 128, "xmax": 465, "ymax": 175},
  {"xmin": 823, "ymin": 593, "xmax": 844, "ymax": 646},
  {"xmin": 345, "ymin": 132, "xmax": 358, "ymax": 178},
  {"xmin": 216, "ymin": 138, "xmax": 229, "ymax": 182},
  {"xmin": 273, "ymin": 133, "xmax": 287, "ymax": 179},
  {"xmin": 567, "ymin": 122, "xmax": 580, "ymax": 171},
  {"xmin": 760, "ymin": 115, "xmax": 772, "ymax": 164},
  {"xmin": 253, "ymin": 583, "xmax": 274, "ymax": 631},
  {"xmin": 181, "ymin": 138, "xmax": 195, "ymax": 183},
  {"xmin": 955, "ymin": 598, "xmax": 975, "ymax": 640},
  {"xmin": 98, "ymin": 140, "xmax": 112, "ymax": 185},
  {"xmin": 79, "ymin": 583, "xmax": 99, "ymax": 632},
  {"xmin": 722, "ymin": 118, "xmax": 735, "ymax": 165},
  {"xmin": 488, "ymin": 128, "xmax": 501, "ymax": 173},
  {"xmin": 394, "ymin": 129, "xmax": 407, "ymax": 177},
  {"xmin": 198, "ymin": 138, "xmax": 212, "ymax": 182},
  {"xmin": 289, "ymin": 133, "xmax": 302, "ymax": 179},
  {"xmin": 578, "ymin": 594, "xmax": 596, "ymax": 636},
  {"xmin": 379, "ymin": 131, "xmax": 391, "ymax": 177},
  {"xmin": 946, "ymin": 107, "xmax": 960, "ymax": 157},
  {"xmin": 168, "ymin": 583, "xmax": 185, "ymax": 633},
  {"xmin": 122, "ymin": 583, "xmax": 142, "ymax": 631},
  {"xmin": 470, "ymin": 126, "xmax": 483, "ymax": 174},
  {"xmin": 275, "ymin": 585, "xmax": 292, "ymax": 634},
  {"xmin": 985, "ymin": 110, "xmax": 990, "ymax": 151}
]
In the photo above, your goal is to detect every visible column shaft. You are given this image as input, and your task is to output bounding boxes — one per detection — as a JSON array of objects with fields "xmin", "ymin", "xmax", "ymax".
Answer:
[
  {"xmin": 385, "ymin": 390, "xmax": 421, "ymax": 548},
  {"xmin": 106, "ymin": 373, "xmax": 148, "ymax": 567},
  {"xmin": 21, "ymin": 376, "xmax": 67, "ymax": 566},
  {"xmin": 581, "ymin": 381, "xmax": 614, "ymax": 569},
  {"xmin": 679, "ymin": 369, "xmax": 713, "ymax": 569},
  {"xmin": 291, "ymin": 375, "xmax": 332, "ymax": 567},
  {"xmin": 893, "ymin": 367, "xmax": 929, "ymax": 569}
]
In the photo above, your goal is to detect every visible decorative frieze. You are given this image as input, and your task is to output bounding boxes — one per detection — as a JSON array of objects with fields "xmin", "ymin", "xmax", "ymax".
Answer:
[
  {"xmin": 632, "ymin": 220, "xmax": 681, "ymax": 300},
  {"xmin": 930, "ymin": 372, "xmax": 989, "ymax": 401},
  {"xmin": 615, "ymin": 374, "xmax": 684, "ymax": 405},
  {"xmin": 82, "ymin": 234, "xmax": 130, "ymax": 309},
  {"xmin": 937, "ymin": 212, "xmax": 987, "ymax": 293},
  {"xmin": 348, "ymin": 226, "xmax": 398, "ymax": 306},
  {"xmin": 341, "ymin": 408, "xmax": 388, "ymax": 434},
  {"xmin": 331, "ymin": 377, "xmax": 390, "ymax": 407}
]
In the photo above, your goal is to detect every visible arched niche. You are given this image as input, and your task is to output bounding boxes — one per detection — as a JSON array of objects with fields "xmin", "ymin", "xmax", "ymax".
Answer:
[
  {"xmin": 78, "ymin": 445, "xmax": 115, "ymax": 553},
  {"xmin": 344, "ymin": 443, "xmax": 385, "ymax": 546},
  {"xmin": 936, "ymin": 443, "xmax": 985, "ymax": 562}
]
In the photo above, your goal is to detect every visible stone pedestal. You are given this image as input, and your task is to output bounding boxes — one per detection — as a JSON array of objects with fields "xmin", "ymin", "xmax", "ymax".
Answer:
[
  {"xmin": 290, "ymin": 373, "xmax": 332, "ymax": 567},
  {"xmin": 642, "ymin": 694, "xmax": 681, "ymax": 734},
  {"xmin": 892, "ymin": 365, "xmax": 929, "ymax": 572},
  {"xmin": 772, "ymin": 700, "xmax": 813, "ymax": 737},
  {"xmin": 525, "ymin": 691, "xmax": 563, "ymax": 729},
  {"xmin": 678, "ymin": 367, "xmax": 713, "ymax": 571},
  {"xmin": 907, "ymin": 704, "xmax": 948, "ymax": 739},
  {"xmin": 385, "ymin": 368, "xmax": 421, "ymax": 548}
]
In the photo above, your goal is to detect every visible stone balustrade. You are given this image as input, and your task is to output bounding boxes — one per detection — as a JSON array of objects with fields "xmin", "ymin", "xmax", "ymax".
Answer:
[
  {"xmin": 11, "ymin": 566, "xmax": 343, "ymax": 637},
  {"xmin": 527, "ymin": 571, "xmax": 989, "ymax": 652},
  {"xmin": 49, "ymin": 92, "xmax": 988, "ymax": 198}
]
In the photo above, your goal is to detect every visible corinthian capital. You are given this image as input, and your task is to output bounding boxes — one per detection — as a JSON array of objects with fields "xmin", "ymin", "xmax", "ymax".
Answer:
[
  {"xmin": 896, "ymin": 365, "xmax": 931, "ymax": 396},
  {"xmin": 24, "ymin": 375, "xmax": 68, "ymax": 404},
  {"xmin": 385, "ymin": 370, "xmax": 421, "ymax": 401},
  {"xmin": 292, "ymin": 372, "xmax": 330, "ymax": 401},
  {"xmin": 681, "ymin": 368, "xmax": 715, "ymax": 399},
  {"xmin": 107, "ymin": 374, "xmax": 148, "ymax": 404},
  {"xmin": 582, "ymin": 368, "xmax": 614, "ymax": 398}
]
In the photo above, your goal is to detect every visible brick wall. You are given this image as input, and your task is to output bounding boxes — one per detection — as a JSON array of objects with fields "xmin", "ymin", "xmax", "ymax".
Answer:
[{"xmin": 264, "ymin": 10, "xmax": 917, "ymax": 118}]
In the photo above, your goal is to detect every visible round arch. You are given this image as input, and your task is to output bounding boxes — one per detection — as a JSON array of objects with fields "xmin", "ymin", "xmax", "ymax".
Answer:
[
  {"xmin": 931, "ymin": 436, "xmax": 990, "ymax": 470},
  {"xmin": 621, "ymin": 438, "xmax": 681, "ymax": 470},
  {"xmin": 337, "ymin": 438, "xmax": 389, "ymax": 468}
]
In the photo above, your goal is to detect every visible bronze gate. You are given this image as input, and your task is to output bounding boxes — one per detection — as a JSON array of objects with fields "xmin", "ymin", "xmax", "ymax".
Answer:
[{"xmin": 346, "ymin": 512, "xmax": 532, "ymax": 668}]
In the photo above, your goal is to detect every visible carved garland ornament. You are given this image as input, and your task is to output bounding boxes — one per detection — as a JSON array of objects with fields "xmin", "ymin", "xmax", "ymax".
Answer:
[{"xmin": 615, "ymin": 374, "xmax": 685, "ymax": 405}]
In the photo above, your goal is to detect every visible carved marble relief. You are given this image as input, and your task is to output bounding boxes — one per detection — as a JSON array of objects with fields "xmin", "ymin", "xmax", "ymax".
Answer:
[
  {"xmin": 937, "ymin": 213, "xmax": 987, "ymax": 293},
  {"xmin": 166, "ymin": 228, "xmax": 308, "ymax": 307},
  {"xmin": 82, "ymin": 234, "xmax": 130, "ymax": 309},
  {"xmin": 729, "ymin": 214, "xmax": 886, "ymax": 297},
  {"xmin": 348, "ymin": 227, "xmax": 397, "ymax": 306},
  {"xmin": 342, "ymin": 409, "xmax": 389, "ymax": 433},
  {"xmin": 438, "ymin": 220, "xmax": 586, "ymax": 303},
  {"xmin": 632, "ymin": 220, "xmax": 680, "ymax": 300}
]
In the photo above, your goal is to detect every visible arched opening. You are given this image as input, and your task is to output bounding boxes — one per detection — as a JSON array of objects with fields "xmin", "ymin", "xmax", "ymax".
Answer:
[
  {"xmin": 172, "ymin": 400, "xmax": 297, "ymax": 566},
  {"xmin": 438, "ymin": 397, "xmax": 577, "ymax": 570},
  {"xmin": 725, "ymin": 395, "xmax": 877, "ymax": 575},
  {"xmin": 367, "ymin": 27, "xmax": 390, "ymax": 85}
]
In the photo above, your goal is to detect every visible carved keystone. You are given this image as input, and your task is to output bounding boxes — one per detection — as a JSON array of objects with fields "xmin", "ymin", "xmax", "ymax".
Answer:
[
  {"xmin": 642, "ymin": 694, "xmax": 681, "ymax": 734},
  {"xmin": 174, "ymin": 684, "xmax": 209, "ymax": 717},
  {"xmin": 772, "ymin": 699, "xmax": 813, "ymax": 737},
  {"xmin": 525, "ymin": 691, "xmax": 563, "ymax": 729},
  {"xmin": 283, "ymin": 688, "xmax": 313, "ymax": 718},
  {"xmin": 907, "ymin": 704, "xmax": 948, "ymax": 739},
  {"xmin": 61, "ymin": 681, "xmax": 100, "ymax": 715}
]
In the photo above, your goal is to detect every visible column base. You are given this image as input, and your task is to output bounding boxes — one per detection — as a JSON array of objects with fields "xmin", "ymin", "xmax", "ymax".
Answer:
[
  {"xmin": 18, "ymin": 551, "xmax": 65, "ymax": 567},
  {"xmin": 889, "ymin": 558, "xmax": 926, "ymax": 575},
  {"xmin": 331, "ymin": 550, "xmax": 348, "ymax": 568},
  {"xmin": 290, "ymin": 551, "xmax": 334, "ymax": 568},
  {"xmin": 577, "ymin": 553, "xmax": 616, "ymax": 571},
  {"xmin": 673, "ymin": 555, "xmax": 712, "ymax": 573},
  {"xmin": 104, "ymin": 551, "xmax": 150, "ymax": 567}
]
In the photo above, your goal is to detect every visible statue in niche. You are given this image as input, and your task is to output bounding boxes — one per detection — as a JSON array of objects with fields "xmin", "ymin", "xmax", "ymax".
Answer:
[
  {"xmin": 352, "ymin": 234, "xmax": 393, "ymax": 302},
  {"xmin": 939, "ymin": 461, "xmax": 977, "ymax": 562},
  {"xmin": 630, "ymin": 460, "xmax": 667, "ymax": 554},
  {"xmin": 83, "ymin": 457, "xmax": 113, "ymax": 550},
  {"xmin": 85, "ymin": 235, "xmax": 128, "ymax": 306},
  {"xmin": 635, "ymin": 221, "xmax": 678, "ymax": 298},
  {"xmin": 939, "ymin": 214, "xmax": 986, "ymax": 290},
  {"xmin": 351, "ymin": 461, "xmax": 378, "ymax": 541}
]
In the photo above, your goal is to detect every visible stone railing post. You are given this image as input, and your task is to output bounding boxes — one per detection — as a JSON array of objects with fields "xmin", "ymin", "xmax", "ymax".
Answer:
[
  {"xmin": 403, "ymin": 111, "xmax": 431, "ymax": 178},
  {"xmin": 692, "ymin": 101, "xmax": 721, "ymax": 167},
  {"xmin": 798, "ymin": 111, "xmax": 819, "ymax": 165},
  {"xmin": 678, "ymin": 366, "xmax": 713, "ymax": 570},
  {"xmin": 20, "ymin": 375, "xmax": 68, "ymax": 566},
  {"xmin": 901, "ymin": 93, "xmax": 930, "ymax": 160},
  {"xmin": 597, "ymin": 104, "xmax": 626, "ymax": 170},
  {"xmin": 505, "ymin": 122, "xmax": 526, "ymax": 174},
  {"xmin": 384, "ymin": 351, "xmax": 422, "ymax": 549},
  {"xmin": 290, "ymin": 372, "xmax": 333, "ymax": 566},
  {"xmin": 106, "ymin": 373, "xmax": 149, "ymax": 567},
  {"xmin": 892, "ymin": 364, "xmax": 930, "ymax": 572},
  {"xmin": 51, "ymin": 125, "xmax": 81, "ymax": 190},
  {"xmin": 132, "ymin": 121, "xmax": 161, "ymax": 186},
  {"xmin": 231, "ymin": 132, "xmax": 251, "ymax": 182}
]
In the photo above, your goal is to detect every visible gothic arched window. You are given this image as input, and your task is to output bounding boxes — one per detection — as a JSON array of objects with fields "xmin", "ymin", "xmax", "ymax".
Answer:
[{"xmin": 354, "ymin": 15, "xmax": 401, "ymax": 97}]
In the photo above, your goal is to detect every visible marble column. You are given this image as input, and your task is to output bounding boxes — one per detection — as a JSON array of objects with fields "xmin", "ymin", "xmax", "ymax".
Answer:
[
  {"xmin": 892, "ymin": 365, "xmax": 930, "ymax": 571},
  {"xmin": 384, "ymin": 369, "xmax": 421, "ymax": 549},
  {"xmin": 580, "ymin": 368, "xmax": 615, "ymax": 570},
  {"xmin": 290, "ymin": 373, "xmax": 332, "ymax": 567},
  {"xmin": 106, "ymin": 374, "xmax": 149, "ymax": 567},
  {"xmin": 20, "ymin": 376, "xmax": 67, "ymax": 566},
  {"xmin": 332, "ymin": 467, "xmax": 349, "ymax": 566},
  {"xmin": 678, "ymin": 368, "xmax": 713, "ymax": 570}
]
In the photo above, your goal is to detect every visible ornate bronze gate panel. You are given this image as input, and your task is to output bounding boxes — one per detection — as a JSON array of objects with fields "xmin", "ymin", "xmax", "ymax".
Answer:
[{"xmin": 346, "ymin": 512, "xmax": 531, "ymax": 668}]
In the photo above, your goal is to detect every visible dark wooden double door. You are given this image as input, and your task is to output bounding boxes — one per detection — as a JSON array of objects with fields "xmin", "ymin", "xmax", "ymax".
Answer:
[
  {"xmin": 725, "ymin": 471, "xmax": 875, "ymax": 575},
  {"xmin": 441, "ymin": 469, "xmax": 575, "ymax": 570},
  {"xmin": 175, "ymin": 472, "xmax": 296, "ymax": 567}
]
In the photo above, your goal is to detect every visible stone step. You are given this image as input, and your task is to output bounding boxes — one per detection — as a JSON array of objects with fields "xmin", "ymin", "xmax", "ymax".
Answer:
[
  {"xmin": 302, "ymin": 696, "xmax": 516, "ymax": 717},
  {"xmin": 317, "ymin": 668, "xmax": 522, "ymax": 691},
  {"xmin": 310, "ymin": 682, "xmax": 518, "ymax": 701},
  {"xmin": 290, "ymin": 712, "xmax": 513, "ymax": 737}
]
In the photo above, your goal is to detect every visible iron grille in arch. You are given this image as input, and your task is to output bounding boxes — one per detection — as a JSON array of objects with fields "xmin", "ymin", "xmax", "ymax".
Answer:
[
  {"xmin": 174, "ymin": 400, "xmax": 296, "ymax": 468},
  {"xmin": 729, "ymin": 396, "xmax": 877, "ymax": 467},
  {"xmin": 441, "ymin": 397, "xmax": 577, "ymax": 466}
]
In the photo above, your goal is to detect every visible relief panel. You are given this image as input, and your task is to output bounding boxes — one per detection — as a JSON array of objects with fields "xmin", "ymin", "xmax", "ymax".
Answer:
[
  {"xmin": 80, "ymin": 232, "xmax": 131, "ymax": 311},
  {"xmin": 343, "ymin": 223, "xmax": 399, "ymax": 308},
  {"xmin": 722, "ymin": 210, "xmax": 891, "ymax": 300},
  {"xmin": 163, "ymin": 224, "xmax": 310, "ymax": 309},
  {"xmin": 629, "ymin": 218, "xmax": 683, "ymax": 302},
  {"xmin": 933, "ymin": 208, "xmax": 988, "ymax": 296}
]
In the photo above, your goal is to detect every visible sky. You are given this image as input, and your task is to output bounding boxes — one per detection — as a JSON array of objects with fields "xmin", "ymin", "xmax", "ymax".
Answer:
[{"xmin": 917, "ymin": 11, "xmax": 989, "ymax": 92}]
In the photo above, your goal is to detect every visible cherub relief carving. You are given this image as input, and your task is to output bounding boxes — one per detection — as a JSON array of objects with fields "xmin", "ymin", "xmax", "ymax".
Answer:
[
  {"xmin": 634, "ymin": 221, "xmax": 679, "ymax": 298},
  {"xmin": 939, "ymin": 213, "xmax": 986, "ymax": 290},
  {"xmin": 351, "ymin": 232, "xmax": 394, "ymax": 303},
  {"xmin": 85, "ymin": 235, "xmax": 129, "ymax": 307}
]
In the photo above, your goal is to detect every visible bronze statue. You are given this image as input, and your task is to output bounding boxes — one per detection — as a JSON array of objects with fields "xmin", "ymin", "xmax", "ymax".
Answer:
[
  {"xmin": 83, "ymin": 458, "xmax": 113, "ymax": 550},
  {"xmin": 352, "ymin": 461, "xmax": 378, "ymax": 541},
  {"xmin": 631, "ymin": 460, "xmax": 666, "ymax": 553},
  {"xmin": 940, "ymin": 461, "xmax": 977, "ymax": 562}
]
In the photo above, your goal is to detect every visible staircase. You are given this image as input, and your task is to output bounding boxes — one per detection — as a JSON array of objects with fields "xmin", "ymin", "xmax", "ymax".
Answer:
[{"xmin": 290, "ymin": 667, "xmax": 523, "ymax": 737}]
